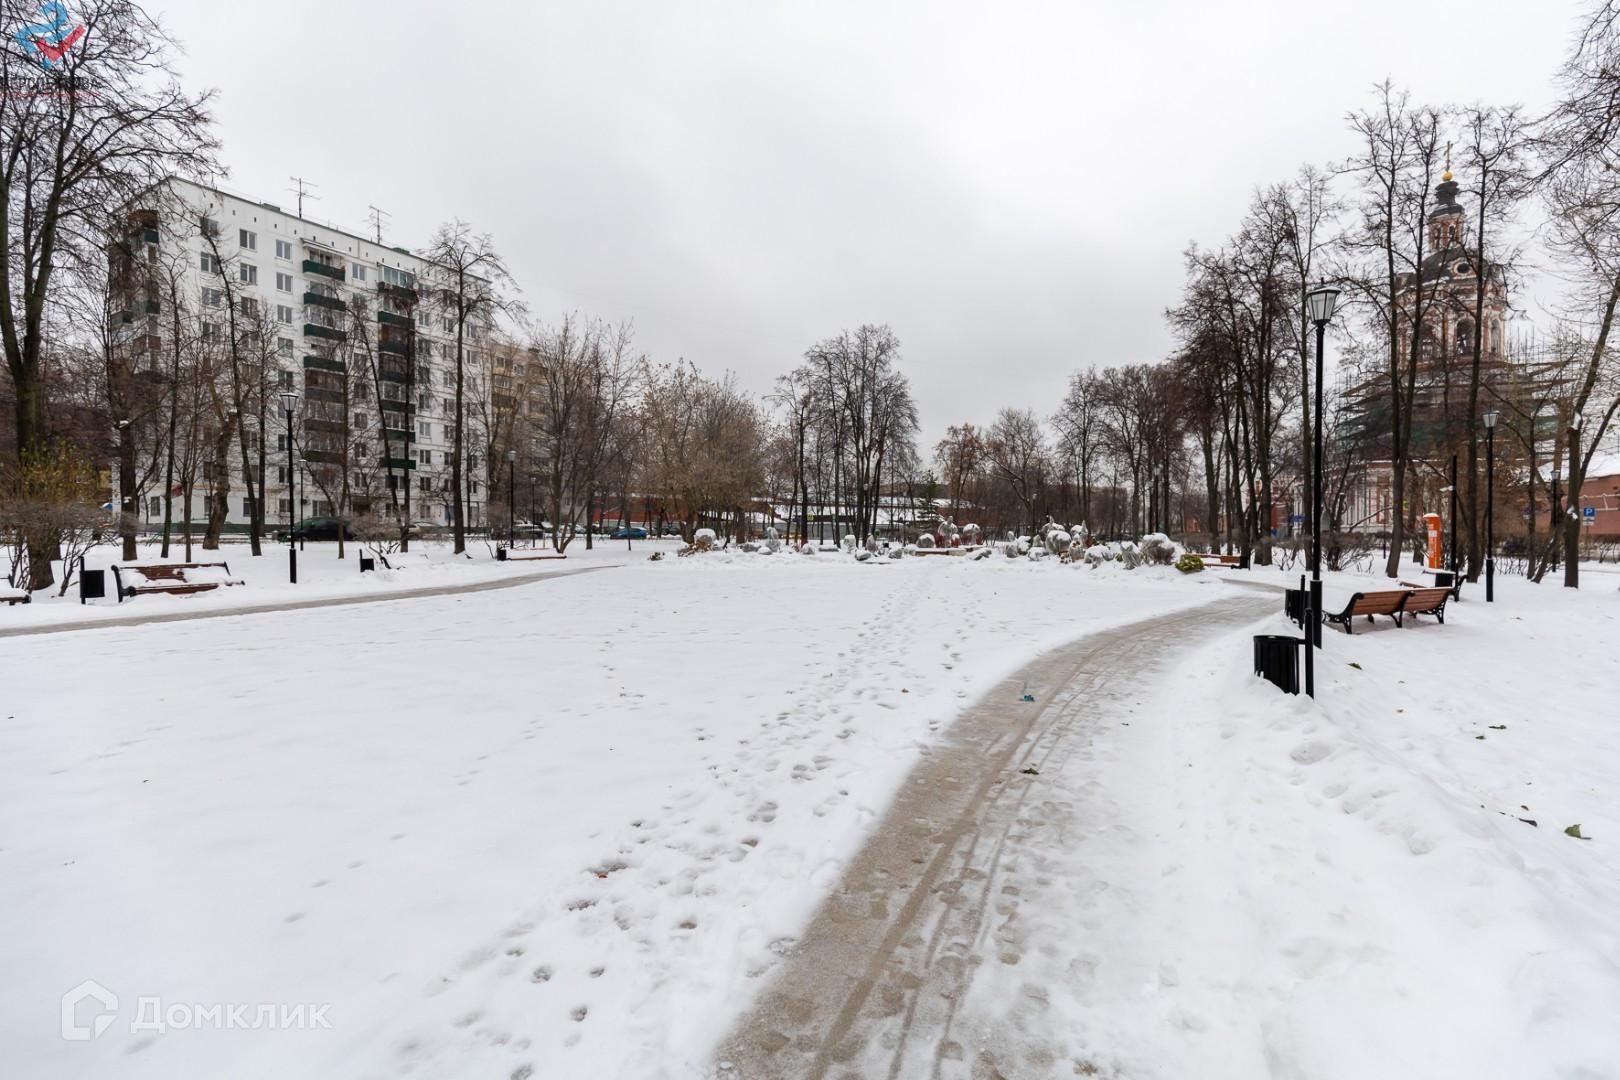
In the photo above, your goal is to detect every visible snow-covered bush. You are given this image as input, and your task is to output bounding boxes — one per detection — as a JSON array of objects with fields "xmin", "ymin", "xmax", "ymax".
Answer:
[
  {"xmin": 1083, "ymin": 544, "xmax": 1112, "ymax": 567},
  {"xmin": 764, "ymin": 527, "xmax": 782, "ymax": 553},
  {"xmin": 1046, "ymin": 529, "xmax": 1071, "ymax": 557},
  {"xmin": 800, "ymin": 542, "xmax": 816, "ymax": 555},
  {"xmin": 1140, "ymin": 533, "xmax": 1177, "ymax": 566},
  {"xmin": 1028, "ymin": 546, "xmax": 1049, "ymax": 560},
  {"xmin": 842, "ymin": 534, "xmax": 857, "ymax": 553},
  {"xmin": 961, "ymin": 523, "xmax": 982, "ymax": 546},
  {"xmin": 1175, "ymin": 552, "xmax": 1205, "ymax": 574},
  {"xmin": 693, "ymin": 528, "xmax": 717, "ymax": 551},
  {"xmin": 917, "ymin": 533, "xmax": 936, "ymax": 549},
  {"xmin": 1118, "ymin": 541, "xmax": 1143, "ymax": 569}
]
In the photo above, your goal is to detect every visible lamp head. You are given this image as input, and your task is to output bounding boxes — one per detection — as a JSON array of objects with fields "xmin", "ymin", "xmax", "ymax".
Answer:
[
  {"xmin": 1482, "ymin": 408, "xmax": 1499, "ymax": 430},
  {"xmin": 1305, "ymin": 283, "xmax": 1341, "ymax": 325},
  {"xmin": 279, "ymin": 390, "xmax": 299, "ymax": 411},
  {"xmin": 508, "ymin": 449, "xmax": 516, "ymax": 462}
]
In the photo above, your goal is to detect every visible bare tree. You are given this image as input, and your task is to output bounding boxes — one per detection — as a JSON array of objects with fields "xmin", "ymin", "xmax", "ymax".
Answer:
[
  {"xmin": 420, "ymin": 221, "xmax": 519, "ymax": 553},
  {"xmin": 1, "ymin": 0, "xmax": 216, "ymax": 587}
]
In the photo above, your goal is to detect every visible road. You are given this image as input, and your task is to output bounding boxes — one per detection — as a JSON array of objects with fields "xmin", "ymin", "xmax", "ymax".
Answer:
[{"xmin": 713, "ymin": 591, "xmax": 1276, "ymax": 1079}]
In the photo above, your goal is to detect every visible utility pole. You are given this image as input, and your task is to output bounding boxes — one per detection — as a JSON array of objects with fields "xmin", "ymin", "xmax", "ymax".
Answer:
[{"xmin": 288, "ymin": 176, "xmax": 319, "ymax": 217}]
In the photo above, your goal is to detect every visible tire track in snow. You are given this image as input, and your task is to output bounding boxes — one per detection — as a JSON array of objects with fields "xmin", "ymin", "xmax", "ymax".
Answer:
[{"xmin": 713, "ymin": 592, "xmax": 1276, "ymax": 1079}]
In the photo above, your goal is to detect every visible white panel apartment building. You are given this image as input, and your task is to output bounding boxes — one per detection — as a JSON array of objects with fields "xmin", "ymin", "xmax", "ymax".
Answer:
[{"xmin": 120, "ymin": 178, "xmax": 490, "ymax": 533}]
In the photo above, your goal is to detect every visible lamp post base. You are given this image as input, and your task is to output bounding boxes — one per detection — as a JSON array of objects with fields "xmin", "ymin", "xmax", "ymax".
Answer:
[{"xmin": 1486, "ymin": 557, "xmax": 1494, "ymax": 603}]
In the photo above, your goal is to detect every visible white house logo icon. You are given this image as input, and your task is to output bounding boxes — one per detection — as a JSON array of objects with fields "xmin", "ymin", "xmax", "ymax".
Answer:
[{"xmin": 60, "ymin": 980, "xmax": 118, "ymax": 1041}]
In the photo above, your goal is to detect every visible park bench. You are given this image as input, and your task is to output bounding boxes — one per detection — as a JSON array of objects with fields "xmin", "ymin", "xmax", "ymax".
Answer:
[
  {"xmin": 111, "ymin": 562, "xmax": 243, "ymax": 601},
  {"xmin": 1, "ymin": 583, "xmax": 29, "ymax": 605},
  {"xmin": 1188, "ymin": 552, "xmax": 1243, "ymax": 567},
  {"xmin": 497, "ymin": 547, "xmax": 567, "ymax": 562},
  {"xmin": 1398, "ymin": 583, "xmax": 1456, "ymax": 625},
  {"xmin": 1323, "ymin": 589, "xmax": 1409, "ymax": 634},
  {"xmin": 369, "ymin": 549, "xmax": 432, "ymax": 571}
]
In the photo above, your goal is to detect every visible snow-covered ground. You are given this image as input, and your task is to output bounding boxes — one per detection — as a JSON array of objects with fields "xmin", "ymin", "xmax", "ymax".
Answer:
[
  {"xmin": 0, "ymin": 551, "xmax": 1218, "ymax": 1079},
  {"xmin": 0, "ymin": 536, "xmax": 660, "ymax": 632},
  {"xmin": 3, "ymin": 548, "xmax": 1615, "ymax": 1079},
  {"xmin": 951, "ymin": 568, "xmax": 1620, "ymax": 1079}
]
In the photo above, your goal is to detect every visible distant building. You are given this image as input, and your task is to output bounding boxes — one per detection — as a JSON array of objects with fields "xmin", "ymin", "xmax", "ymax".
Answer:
[
  {"xmin": 1339, "ymin": 164, "xmax": 1553, "ymax": 535},
  {"xmin": 111, "ymin": 179, "xmax": 492, "ymax": 535}
]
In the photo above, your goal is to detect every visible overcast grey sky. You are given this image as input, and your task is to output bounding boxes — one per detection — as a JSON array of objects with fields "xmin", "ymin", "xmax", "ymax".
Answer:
[{"xmin": 149, "ymin": 0, "xmax": 1576, "ymax": 447}]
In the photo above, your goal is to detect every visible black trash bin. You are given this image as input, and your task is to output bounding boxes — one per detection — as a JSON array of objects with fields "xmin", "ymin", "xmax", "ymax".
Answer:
[
  {"xmin": 496, "ymin": 547, "xmax": 508, "ymax": 562},
  {"xmin": 1284, "ymin": 588, "xmax": 1306, "ymax": 627},
  {"xmin": 79, "ymin": 568, "xmax": 106, "ymax": 604},
  {"xmin": 358, "ymin": 556, "xmax": 375, "ymax": 573},
  {"xmin": 1253, "ymin": 634, "xmax": 1301, "ymax": 695}
]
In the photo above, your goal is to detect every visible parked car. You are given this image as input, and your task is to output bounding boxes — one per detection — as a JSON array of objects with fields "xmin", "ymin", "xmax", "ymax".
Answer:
[
  {"xmin": 611, "ymin": 526, "xmax": 649, "ymax": 540},
  {"xmin": 295, "ymin": 516, "xmax": 355, "ymax": 541}
]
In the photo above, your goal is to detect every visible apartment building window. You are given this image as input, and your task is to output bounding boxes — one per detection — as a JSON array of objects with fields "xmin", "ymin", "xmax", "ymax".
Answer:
[
  {"xmin": 275, "ymin": 239, "xmax": 293, "ymax": 260},
  {"xmin": 202, "ymin": 287, "xmax": 222, "ymax": 307},
  {"xmin": 382, "ymin": 265, "xmax": 414, "ymax": 288},
  {"xmin": 277, "ymin": 336, "xmax": 293, "ymax": 357},
  {"xmin": 418, "ymin": 393, "xmax": 433, "ymax": 411},
  {"xmin": 239, "ymin": 228, "xmax": 256, "ymax": 251},
  {"xmin": 238, "ymin": 297, "xmax": 258, "ymax": 318},
  {"xmin": 278, "ymin": 498, "xmax": 292, "ymax": 514},
  {"xmin": 201, "ymin": 320, "xmax": 221, "ymax": 339},
  {"xmin": 276, "ymin": 304, "xmax": 293, "ymax": 324},
  {"xmin": 278, "ymin": 369, "xmax": 294, "ymax": 389},
  {"xmin": 417, "ymin": 449, "xmax": 433, "ymax": 466},
  {"xmin": 313, "ymin": 500, "xmax": 333, "ymax": 517},
  {"xmin": 275, "ymin": 272, "xmax": 293, "ymax": 292},
  {"xmin": 242, "ymin": 497, "xmax": 258, "ymax": 517},
  {"xmin": 351, "ymin": 265, "xmax": 368, "ymax": 282},
  {"xmin": 147, "ymin": 496, "xmax": 163, "ymax": 516},
  {"xmin": 200, "ymin": 252, "xmax": 220, "ymax": 274},
  {"xmin": 353, "ymin": 412, "xmax": 367, "ymax": 429},
  {"xmin": 418, "ymin": 420, "xmax": 432, "ymax": 439},
  {"xmin": 276, "ymin": 434, "xmax": 289, "ymax": 451},
  {"xmin": 200, "ymin": 215, "xmax": 220, "ymax": 238},
  {"xmin": 419, "ymin": 477, "xmax": 433, "ymax": 493},
  {"xmin": 470, "ymin": 480, "xmax": 480, "ymax": 495},
  {"xmin": 277, "ymin": 466, "xmax": 291, "ymax": 484},
  {"xmin": 239, "ymin": 263, "xmax": 257, "ymax": 285}
]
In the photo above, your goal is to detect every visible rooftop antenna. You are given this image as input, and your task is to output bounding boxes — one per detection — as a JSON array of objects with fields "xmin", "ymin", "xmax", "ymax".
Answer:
[
  {"xmin": 366, "ymin": 205, "xmax": 392, "ymax": 244},
  {"xmin": 289, "ymin": 176, "xmax": 319, "ymax": 217}
]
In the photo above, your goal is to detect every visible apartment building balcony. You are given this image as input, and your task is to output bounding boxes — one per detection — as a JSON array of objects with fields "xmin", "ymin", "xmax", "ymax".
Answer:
[
  {"xmin": 302, "ymin": 449, "xmax": 343, "ymax": 465},
  {"xmin": 378, "ymin": 361, "xmax": 411, "ymax": 383},
  {"xmin": 382, "ymin": 457, "xmax": 418, "ymax": 471},
  {"xmin": 382, "ymin": 427, "xmax": 415, "ymax": 443},
  {"xmin": 304, "ymin": 323, "xmax": 347, "ymax": 343},
  {"xmin": 302, "ymin": 355, "xmax": 347, "ymax": 374},
  {"xmin": 305, "ymin": 387, "xmax": 345, "ymax": 405},
  {"xmin": 303, "ymin": 260, "xmax": 346, "ymax": 282},
  {"xmin": 378, "ymin": 310, "xmax": 411, "ymax": 328},
  {"xmin": 303, "ymin": 417, "xmax": 346, "ymax": 435},
  {"xmin": 377, "ymin": 280, "xmax": 418, "ymax": 303},
  {"xmin": 303, "ymin": 291, "xmax": 346, "ymax": 312},
  {"xmin": 379, "ymin": 399, "xmax": 417, "ymax": 415}
]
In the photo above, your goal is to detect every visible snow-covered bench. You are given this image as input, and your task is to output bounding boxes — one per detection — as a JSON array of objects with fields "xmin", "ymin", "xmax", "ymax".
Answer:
[
  {"xmin": 1188, "ymin": 552, "xmax": 1242, "ymax": 567},
  {"xmin": 1323, "ymin": 589, "xmax": 1409, "ymax": 634},
  {"xmin": 497, "ymin": 547, "xmax": 567, "ymax": 562},
  {"xmin": 111, "ymin": 562, "xmax": 243, "ymax": 601},
  {"xmin": 1, "ymin": 583, "xmax": 30, "ymax": 606},
  {"xmin": 371, "ymin": 549, "xmax": 432, "ymax": 571}
]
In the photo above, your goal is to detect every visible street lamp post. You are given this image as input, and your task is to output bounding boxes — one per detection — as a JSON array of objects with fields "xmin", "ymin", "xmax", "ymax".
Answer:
[
  {"xmin": 280, "ymin": 390, "xmax": 299, "ymax": 584},
  {"xmin": 1303, "ymin": 284, "xmax": 1341, "ymax": 699},
  {"xmin": 1483, "ymin": 407, "xmax": 1498, "ymax": 602},
  {"xmin": 507, "ymin": 449, "xmax": 516, "ymax": 548}
]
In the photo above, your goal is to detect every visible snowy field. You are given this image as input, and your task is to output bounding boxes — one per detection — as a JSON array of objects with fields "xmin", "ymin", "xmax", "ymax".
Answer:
[
  {"xmin": 944, "ymin": 570, "xmax": 1620, "ymax": 1079},
  {"xmin": 1, "ymin": 550, "xmax": 1218, "ymax": 1079},
  {"xmin": 2, "ymin": 548, "xmax": 1616, "ymax": 1079},
  {"xmin": 0, "ymin": 536, "xmax": 661, "ymax": 632}
]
